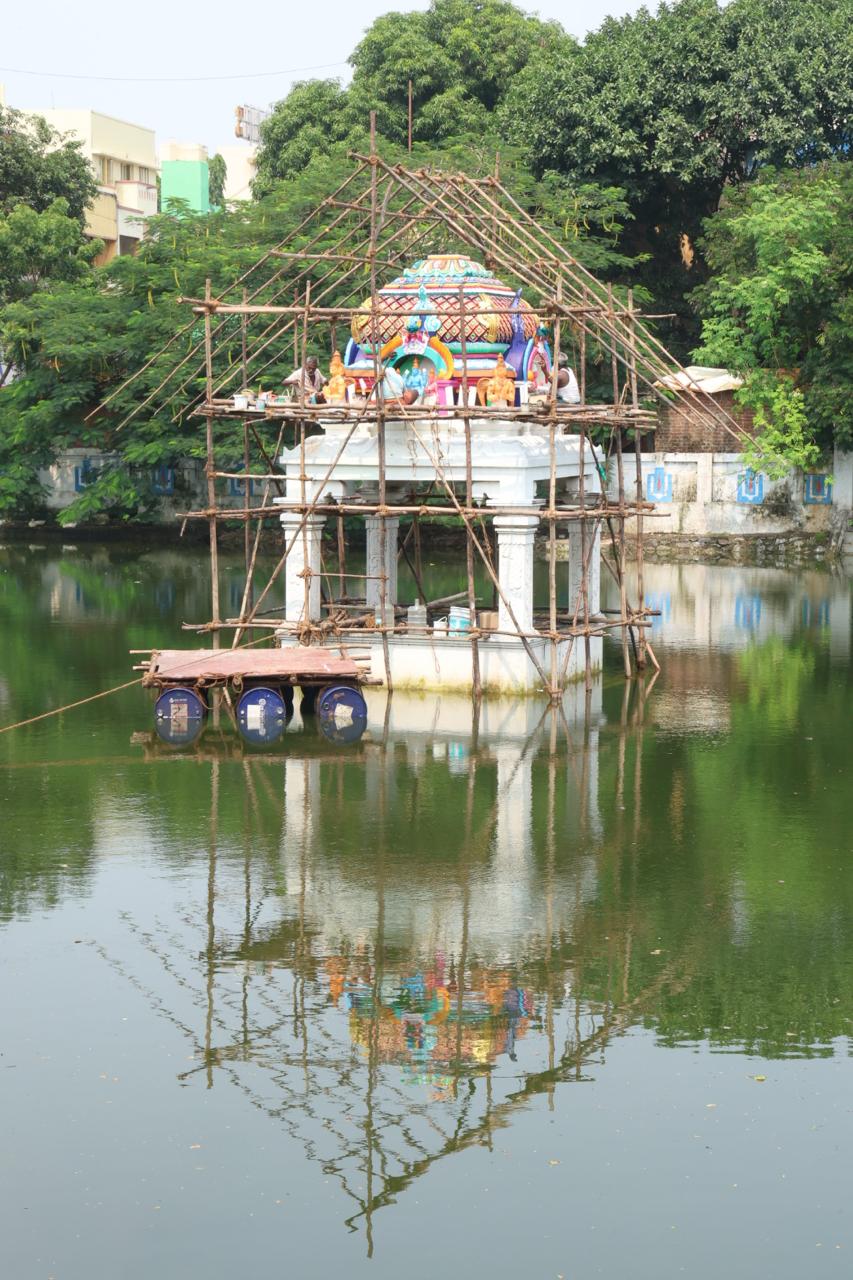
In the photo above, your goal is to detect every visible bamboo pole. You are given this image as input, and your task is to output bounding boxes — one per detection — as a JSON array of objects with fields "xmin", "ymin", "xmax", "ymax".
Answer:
[
  {"xmin": 628, "ymin": 287, "xmax": 647, "ymax": 669},
  {"xmin": 369, "ymin": 113, "xmax": 393, "ymax": 694},
  {"xmin": 204, "ymin": 278, "xmax": 220, "ymax": 643},
  {"xmin": 299, "ymin": 281, "xmax": 312, "ymax": 632},
  {"xmin": 548, "ymin": 280, "xmax": 562, "ymax": 699},
  {"xmin": 459, "ymin": 284, "xmax": 481, "ymax": 702},
  {"xmin": 609, "ymin": 285, "xmax": 633, "ymax": 679}
]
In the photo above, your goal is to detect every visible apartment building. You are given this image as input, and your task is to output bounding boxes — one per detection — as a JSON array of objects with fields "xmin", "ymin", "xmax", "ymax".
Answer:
[{"xmin": 37, "ymin": 109, "xmax": 158, "ymax": 263}]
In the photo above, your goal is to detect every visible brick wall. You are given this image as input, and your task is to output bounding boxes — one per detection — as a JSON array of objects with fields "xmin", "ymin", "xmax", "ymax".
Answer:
[{"xmin": 648, "ymin": 391, "xmax": 756, "ymax": 453}]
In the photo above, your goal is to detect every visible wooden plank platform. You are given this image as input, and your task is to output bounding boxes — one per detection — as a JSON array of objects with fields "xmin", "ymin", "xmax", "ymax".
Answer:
[{"xmin": 141, "ymin": 648, "xmax": 362, "ymax": 688}]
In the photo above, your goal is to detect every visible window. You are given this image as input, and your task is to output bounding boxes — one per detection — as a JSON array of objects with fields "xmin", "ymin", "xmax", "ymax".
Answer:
[
  {"xmin": 99, "ymin": 156, "xmax": 113, "ymax": 184},
  {"xmin": 138, "ymin": 166, "xmax": 151, "ymax": 184},
  {"xmin": 121, "ymin": 163, "xmax": 132, "ymax": 181}
]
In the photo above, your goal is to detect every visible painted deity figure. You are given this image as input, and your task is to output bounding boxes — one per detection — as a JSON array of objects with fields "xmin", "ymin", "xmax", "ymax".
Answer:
[
  {"xmin": 422, "ymin": 363, "xmax": 438, "ymax": 408},
  {"xmin": 528, "ymin": 332, "xmax": 551, "ymax": 393},
  {"xmin": 325, "ymin": 350, "xmax": 350, "ymax": 403},
  {"xmin": 481, "ymin": 353, "xmax": 516, "ymax": 407},
  {"xmin": 403, "ymin": 357, "xmax": 429, "ymax": 399}
]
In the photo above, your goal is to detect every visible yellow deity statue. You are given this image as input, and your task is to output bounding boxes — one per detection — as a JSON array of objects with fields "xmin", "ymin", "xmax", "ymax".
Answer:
[
  {"xmin": 480, "ymin": 353, "xmax": 516, "ymax": 407},
  {"xmin": 326, "ymin": 350, "xmax": 350, "ymax": 403}
]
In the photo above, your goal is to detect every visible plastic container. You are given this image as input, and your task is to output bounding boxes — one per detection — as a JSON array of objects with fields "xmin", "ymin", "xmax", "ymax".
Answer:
[
  {"xmin": 448, "ymin": 605, "xmax": 472, "ymax": 633},
  {"xmin": 478, "ymin": 609, "xmax": 499, "ymax": 631},
  {"xmin": 432, "ymin": 616, "xmax": 449, "ymax": 635},
  {"xmin": 233, "ymin": 393, "xmax": 249, "ymax": 411},
  {"xmin": 374, "ymin": 604, "xmax": 395, "ymax": 630},
  {"xmin": 407, "ymin": 600, "xmax": 428, "ymax": 633}
]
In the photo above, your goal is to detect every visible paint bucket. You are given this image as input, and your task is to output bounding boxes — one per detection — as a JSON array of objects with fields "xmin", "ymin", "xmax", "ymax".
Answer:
[
  {"xmin": 233, "ymin": 393, "xmax": 249, "ymax": 411},
  {"xmin": 448, "ymin": 606, "xmax": 472, "ymax": 633}
]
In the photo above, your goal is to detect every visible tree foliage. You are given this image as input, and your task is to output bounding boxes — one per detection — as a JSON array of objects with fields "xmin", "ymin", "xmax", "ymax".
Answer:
[
  {"xmin": 0, "ymin": 199, "xmax": 100, "ymax": 307},
  {"xmin": 500, "ymin": 0, "xmax": 853, "ymax": 349},
  {"xmin": 691, "ymin": 162, "xmax": 852, "ymax": 462},
  {"xmin": 254, "ymin": 0, "xmax": 563, "ymax": 190},
  {"xmin": 0, "ymin": 106, "xmax": 97, "ymax": 223},
  {"xmin": 208, "ymin": 153, "xmax": 227, "ymax": 209}
]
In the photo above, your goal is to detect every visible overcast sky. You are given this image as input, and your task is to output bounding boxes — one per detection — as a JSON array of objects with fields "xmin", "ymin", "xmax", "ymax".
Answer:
[{"xmin": 2, "ymin": 0, "xmax": 649, "ymax": 154}]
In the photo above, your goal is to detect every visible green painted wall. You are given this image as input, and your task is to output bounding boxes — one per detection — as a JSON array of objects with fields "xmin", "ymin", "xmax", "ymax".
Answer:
[{"xmin": 160, "ymin": 159, "xmax": 210, "ymax": 214}]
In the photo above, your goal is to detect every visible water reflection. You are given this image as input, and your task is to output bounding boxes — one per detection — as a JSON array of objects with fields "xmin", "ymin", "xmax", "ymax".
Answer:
[
  {"xmin": 93, "ymin": 665, "xmax": 846, "ymax": 1251},
  {"xmin": 1, "ymin": 546, "xmax": 851, "ymax": 1267}
]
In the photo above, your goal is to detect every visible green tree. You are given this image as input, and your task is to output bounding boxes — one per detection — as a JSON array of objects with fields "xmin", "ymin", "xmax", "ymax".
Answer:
[
  {"xmin": 691, "ymin": 162, "xmax": 852, "ymax": 463},
  {"xmin": 254, "ymin": 0, "xmax": 564, "ymax": 189},
  {"xmin": 501, "ymin": 0, "xmax": 853, "ymax": 351},
  {"xmin": 0, "ymin": 105, "xmax": 97, "ymax": 223},
  {"xmin": 0, "ymin": 199, "xmax": 100, "ymax": 305},
  {"xmin": 208, "ymin": 153, "xmax": 228, "ymax": 208},
  {"xmin": 254, "ymin": 80, "xmax": 360, "ymax": 192}
]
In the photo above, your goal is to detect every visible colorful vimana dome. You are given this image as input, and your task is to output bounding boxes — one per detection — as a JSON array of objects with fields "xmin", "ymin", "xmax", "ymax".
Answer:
[{"xmin": 343, "ymin": 254, "xmax": 545, "ymax": 385}]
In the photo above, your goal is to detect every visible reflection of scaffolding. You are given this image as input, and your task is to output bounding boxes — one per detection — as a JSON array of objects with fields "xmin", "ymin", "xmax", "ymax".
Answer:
[
  {"xmin": 110, "ymin": 684, "xmax": 697, "ymax": 1255},
  {"xmin": 102, "ymin": 119, "xmax": 755, "ymax": 699}
]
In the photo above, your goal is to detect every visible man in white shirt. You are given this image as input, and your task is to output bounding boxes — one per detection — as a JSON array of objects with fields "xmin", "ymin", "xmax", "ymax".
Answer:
[{"xmin": 283, "ymin": 356, "xmax": 326, "ymax": 402}]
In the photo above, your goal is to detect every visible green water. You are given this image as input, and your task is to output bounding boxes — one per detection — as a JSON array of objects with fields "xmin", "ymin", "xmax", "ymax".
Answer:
[{"xmin": 1, "ymin": 543, "xmax": 851, "ymax": 1279}]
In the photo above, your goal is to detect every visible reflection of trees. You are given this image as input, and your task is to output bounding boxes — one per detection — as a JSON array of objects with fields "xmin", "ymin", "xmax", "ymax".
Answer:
[
  {"xmin": 613, "ymin": 639, "xmax": 853, "ymax": 1058},
  {"xmin": 737, "ymin": 637, "xmax": 816, "ymax": 731}
]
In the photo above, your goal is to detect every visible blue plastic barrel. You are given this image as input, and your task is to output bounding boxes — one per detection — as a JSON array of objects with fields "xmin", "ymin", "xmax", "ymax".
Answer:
[
  {"xmin": 236, "ymin": 685, "xmax": 288, "ymax": 746},
  {"xmin": 154, "ymin": 685, "xmax": 207, "ymax": 747},
  {"xmin": 317, "ymin": 684, "xmax": 368, "ymax": 745}
]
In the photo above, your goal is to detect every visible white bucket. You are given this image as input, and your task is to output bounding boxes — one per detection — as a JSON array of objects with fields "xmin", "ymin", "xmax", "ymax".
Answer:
[
  {"xmin": 448, "ymin": 606, "xmax": 472, "ymax": 633},
  {"xmin": 233, "ymin": 394, "xmax": 249, "ymax": 411}
]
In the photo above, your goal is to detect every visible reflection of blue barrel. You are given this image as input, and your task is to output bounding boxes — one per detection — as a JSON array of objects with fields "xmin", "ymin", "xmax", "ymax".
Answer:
[
  {"xmin": 154, "ymin": 685, "xmax": 207, "ymax": 747},
  {"xmin": 237, "ymin": 685, "xmax": 288, "ymax": 747},
  {"xmin": 317, "ymin": 684, "xmax": 368, "ymax": 745}
]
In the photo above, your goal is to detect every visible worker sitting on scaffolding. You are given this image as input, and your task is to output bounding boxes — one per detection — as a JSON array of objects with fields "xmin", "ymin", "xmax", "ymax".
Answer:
[
  {"xmin": 284, "ymin": 355, "xmax": 327, "ymax": 403},
  {"xmin": 555, "ymin": 352, "xmax": 581, "ymax": 404},
  {"xmin": 370, "ymin": 362, "xmax": 419, "ymax": 408}
]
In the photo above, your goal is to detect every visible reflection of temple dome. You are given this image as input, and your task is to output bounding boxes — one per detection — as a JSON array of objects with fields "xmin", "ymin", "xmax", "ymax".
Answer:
[{"xmin": 345, "ymin": 254, "xmax": 542, "ymax": 383}]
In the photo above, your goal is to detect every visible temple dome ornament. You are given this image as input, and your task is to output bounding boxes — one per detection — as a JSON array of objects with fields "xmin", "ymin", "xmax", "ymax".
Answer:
[{"xmin": 345, "ymin": 254, "xmax": 543, "ymax": 387}]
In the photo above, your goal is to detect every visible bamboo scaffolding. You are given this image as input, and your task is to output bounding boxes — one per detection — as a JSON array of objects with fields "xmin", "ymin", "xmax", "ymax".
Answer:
[{"xmin": 97, "ymin": 150, "xmax": 725, "ymax": 697}]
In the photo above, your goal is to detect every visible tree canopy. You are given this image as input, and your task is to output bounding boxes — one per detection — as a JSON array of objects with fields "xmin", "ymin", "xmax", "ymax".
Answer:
[
  {"xmin": 0, "ymin": 105, "xmax": 97, "ymax": 223},
  {"xmin": 500, "ymin": 0, "xmax": 853, "ymax": 347},
  {"xmin": 254, "ymin": 0, "xmax": 564, "ymax": 190},
  {"xmin": 691, "ymin": 162, "xmax": 852, "ymax": 465}
]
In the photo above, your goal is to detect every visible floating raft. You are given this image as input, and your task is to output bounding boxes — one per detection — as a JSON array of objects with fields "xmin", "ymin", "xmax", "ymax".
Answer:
[{"xmin": 140, "ymin": 647, "xmax": 366, "ymax": 690}]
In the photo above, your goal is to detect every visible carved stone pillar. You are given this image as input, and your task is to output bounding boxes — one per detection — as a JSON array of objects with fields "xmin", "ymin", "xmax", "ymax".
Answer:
[
  {"xmin": 567, "ymin": 520, "xmax": 601, "ymax": 619},
  {"xmin": 365, "ymin": 515, "xmax": 399, "ymax": 612},
  {"xmin": 280, "ymin": 512, "xmax": 325, "ymax": 623},
  {"xmin": 492, "ymin": 514, "xmax": 539, "ymax": 636}
]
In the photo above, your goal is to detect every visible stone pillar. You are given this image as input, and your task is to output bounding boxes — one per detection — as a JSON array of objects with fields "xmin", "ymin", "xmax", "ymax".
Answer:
[
  {"xmin": 567, "ymin": 520, "xmax": 601, "ymax": 618},
  {"xmin": 365, "ymin": 515, "xmax": 399, "ymax": 612},
  {"xmin": 280, "ymin": 512, "xmax": 325, "ymax": 624},
  {"xmin": 696, "ymin": 453, "xmax": 714, "ymax": 507},
  {"xmin": 492, "ymin": 514, "xmax": 539, "ymax": 635}
]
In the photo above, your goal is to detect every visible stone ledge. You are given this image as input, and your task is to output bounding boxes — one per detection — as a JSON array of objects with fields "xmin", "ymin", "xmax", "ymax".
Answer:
[{"xmin": 611, "ymin": 531, "xmax": 840, "ymax": 568}]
